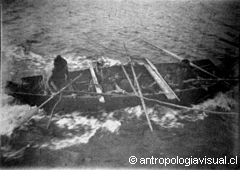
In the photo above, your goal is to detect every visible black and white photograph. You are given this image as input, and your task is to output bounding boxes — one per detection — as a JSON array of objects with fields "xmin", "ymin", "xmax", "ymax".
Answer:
[{"xmin": 0, "ymin": 0, "xmax": 239, "ymax": 169}]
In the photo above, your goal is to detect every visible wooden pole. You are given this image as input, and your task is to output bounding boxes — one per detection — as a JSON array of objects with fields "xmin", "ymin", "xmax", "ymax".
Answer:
[
  {"xmin": 129, "ymin": 92, "xmax": 238, "ymax": 115},
  {"xmin": 123, "ymin": 43, "xmax": 153, "ymax": 131},
  {"xmin": 140, "ymin": 39, "xmax": 232, "ymax": 88},
  {"xmin": 89, "ymin": 67, "xmax": 105, "ymax": 103},
  {"xmin": 145, "ymin": 58, "xmax": 180, "ymax": 101},
  {"xmin": 14, "ymin": 73, "xmax": 82, "ymax": 130},
  {"xmin": 160, "ymin": 48, "xmax": 232, "ymax": 88},
  {"xmin": 46, "ymin": 93, "xmax": 62, "ymax": 129},
  {"xmin": 184, "ymin": 78, "xmax": 239, "ymax": 83},
  {"xmin": 121, "ymin": 64, "xmax": 138, "ymax": 95},
  {"xmin": 39, "ymin": 73, "xmax": 82, "ymax": 108},
  {"xmin": 8, "ymin": 86, "xmax": 237, "ymax": 115},
  {"xmin": 130, "ymin": 62, "xmax": 153, "ymax": 131}
]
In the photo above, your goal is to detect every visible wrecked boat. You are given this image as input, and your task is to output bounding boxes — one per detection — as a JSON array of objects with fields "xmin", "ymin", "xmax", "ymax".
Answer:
[{"xmin": 4, "ymin": 58, "xmax": 238, "ymax": 113}]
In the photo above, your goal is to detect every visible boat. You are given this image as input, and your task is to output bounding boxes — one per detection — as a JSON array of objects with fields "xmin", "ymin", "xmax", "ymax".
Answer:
[{"xmin": 4, "ymin": 58, "xmax": 237, "ymax": 113}]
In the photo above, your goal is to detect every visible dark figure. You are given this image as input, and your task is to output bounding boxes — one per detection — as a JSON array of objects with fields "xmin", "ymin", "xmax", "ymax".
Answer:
[
  {"xmin": 43, "ymin": 55, "xmax": 70, "ymax": 95},
  {"xmin": 95, "ymin": 60, "xmax": 105, "ymax": 84},
  {"xmin": 176, "ymin": 59, "xmax": 197, "ymax": 89}
]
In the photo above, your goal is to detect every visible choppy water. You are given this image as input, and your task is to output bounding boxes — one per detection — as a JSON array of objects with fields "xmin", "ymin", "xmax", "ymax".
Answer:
[
  {"xmin": 1, "ymin": 0, "xmax": 239, "ymax": 168},
  {"xmin": 2, "ymin": 0, "xmax": 239, "ymax": 80}
]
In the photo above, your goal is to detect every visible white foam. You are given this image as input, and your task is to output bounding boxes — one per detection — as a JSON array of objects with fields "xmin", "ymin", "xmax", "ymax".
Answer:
[
  {"xmin": 65, "ymin": 55, "xmax": 121, "ymax": 71},
  {"xmin": 123, "ymin": 105, "xmax": 208, "ymax": 128},
  {"xmin": 43, "ymin": 112, "xmax": 121, "ymax": 150},
  {"xmin": 191, "ymin": 92, "xmax": 238, "ymax": 112},
  {"xmin": 102, "ymin": 119, "xmax": 121, "ymax": 133},
  {"xmin": 0, "ymin": 103, "xmax": 36, "ymax": 136}
]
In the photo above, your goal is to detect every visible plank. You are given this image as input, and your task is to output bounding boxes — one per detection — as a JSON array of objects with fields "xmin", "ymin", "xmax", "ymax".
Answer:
[
  {"xmin": 141, "ymin": 39, "xmax": 232, "ymax": 88},
  {"xmin": 89, "ymin": 67, "xmax": 105, "ymax": 103},
  {"xmin": 131, "ymin": 64, "xmax": 153, "ymax": 131},
  {"xmin": 121, "ymin": 64, "xmax": 138, "ymax": 95},
  {"xmin": 144, "ymin": 59, "xmax": 180, "ymax": 100}
]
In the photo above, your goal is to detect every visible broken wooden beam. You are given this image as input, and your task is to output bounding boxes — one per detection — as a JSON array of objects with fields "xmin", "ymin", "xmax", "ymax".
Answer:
[
  {"xmin": 15, "ymin": 73, "xmax": 83, "ymax": 131},
  {"xmin": 141, "ymin": 39, "xmax": 233, "ymax": 88},
  {"xmin": 144, "ymin": 58, "xmax": 180, "ymax": 101},
  {"xmin": 89, "ymin": 67, "xmax": 105, "ymax": 103}
]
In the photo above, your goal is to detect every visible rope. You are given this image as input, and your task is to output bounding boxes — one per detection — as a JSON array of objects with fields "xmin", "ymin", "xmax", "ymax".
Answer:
[{"xmin": 42, "ymin": 73, "xmax": 82, "ymax": 128}]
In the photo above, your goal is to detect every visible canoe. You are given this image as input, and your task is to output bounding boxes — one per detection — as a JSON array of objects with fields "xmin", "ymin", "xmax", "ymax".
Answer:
[{"xmin": 4, "ymin": 59, "xmax": 236, "ymax": 113}]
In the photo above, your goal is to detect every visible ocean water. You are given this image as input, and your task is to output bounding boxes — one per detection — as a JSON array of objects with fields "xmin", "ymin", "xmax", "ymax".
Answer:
[{"xmin": 1, "ymin": 0, "xmax": 239, "ymax": 80}]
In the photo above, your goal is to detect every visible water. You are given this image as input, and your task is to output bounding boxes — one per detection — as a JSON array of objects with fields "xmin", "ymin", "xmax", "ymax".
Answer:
[
  {"xmin": 1, "ymin": 0, "xmax": 239, "ymax": 168},
  {"xmin": 2, "ymin": 0, "xmax": 239, "ymax": 79}
]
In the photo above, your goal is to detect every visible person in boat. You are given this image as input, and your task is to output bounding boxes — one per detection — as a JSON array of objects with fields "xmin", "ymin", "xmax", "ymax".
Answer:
[
  {"xmin": 165, "ymin": 59, "xmax": 198, "ymax": 89},
  {"xmin": 43, "ymin": 55, "xmax": 71, "ymax": 95},
  {"xmin": 176, "ymin": 59, "xmax": 199, "ymax": 88},
  {"xmin": 91, "ymin": 61, "xmax": 128, "ymax": 93},
  {"xmin": 99, "ymin": 71, "xmax": 125, "ymax": 93}
]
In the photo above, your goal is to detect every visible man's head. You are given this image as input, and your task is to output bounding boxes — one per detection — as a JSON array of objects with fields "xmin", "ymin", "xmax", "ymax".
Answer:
[
  {"xmin": 54, "ymin": 55, "xmax": 67, "ymax": 68},
  {"xmin": 180, "ymin": 59, "xmax": 190, "ymax": 68}
]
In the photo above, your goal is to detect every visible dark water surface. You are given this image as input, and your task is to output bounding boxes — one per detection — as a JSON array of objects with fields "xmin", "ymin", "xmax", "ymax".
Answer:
[
  {"xmin": 2, "ymin": 0, "xmax": 239, "ymax": 75},
  {"xmin": 1, "ymin": 0, "xmax": 239, "ymax": 169}
]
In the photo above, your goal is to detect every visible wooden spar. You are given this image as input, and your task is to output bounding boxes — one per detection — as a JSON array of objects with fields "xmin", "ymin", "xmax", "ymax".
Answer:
[
  {"xmin": 15, "ymin": 73, "xmax": 82, "ymax": 129},
  {"xmin": 144, "ymin": 64, "xmax": 175, "ymax": 100},
  {"xmin": 38, "ymin": 74, "xmax": 82, "ymax": 107},
  {"xmin": 145, "ymin": 58, "xmax": 180, "ymax": 101},
  {"xmin": 130, "ymin": 62, "xmax": 153, "ymax": 131},
  {"xmin": 89, "ymin": 67, "xmax": 105, "ymax": 103},
  {"xmin": 161, "ymin": 48, "xmax": 230, "ymax": 84},
  {"xmin": 163, "ymin": 49, "xmax": 232, "ymax": 88},
  {"xmin": 184, "ymin": 78, "xmax": 239, "ymax": 83},
  {"xmin": 47, "ymin": 93, "xmax": 62, "ymax": 129},
  {"xmin": 141, "ymin": 39, "xmax": 232, "ymax": 88},
  {"xmin": 121, "ymin": 64, "xmax": 138, "ymax": 95},
  {"xmin": 141, "ymin": 40, "xmax": 225, "ymax": 79},
  {"xmin": 15, "ymin": 107, "xmax": 39, "ymax": 129},
  {"xmin": 122, "ymin": 43, "xmax": 153, "ymax": 131}
]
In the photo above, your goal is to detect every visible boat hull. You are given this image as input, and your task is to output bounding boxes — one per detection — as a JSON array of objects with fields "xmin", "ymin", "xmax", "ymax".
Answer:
[
  {"xmin": 6, "ymin": 82, "xmax": 228, "ymax": 113},
  {"xmin": 4, "ymin": 59, "xmax": 234, "ymax": 113}
]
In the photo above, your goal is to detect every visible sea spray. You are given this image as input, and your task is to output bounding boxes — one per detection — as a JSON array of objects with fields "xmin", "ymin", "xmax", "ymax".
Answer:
[
  {"xmin": 191, "ymin": 91, "xmax": 238, "ymax": 112},
  {"xmin": 2, "ymin": 46, "xmax": 46, "ymax": 81},
  {"xmin": 1, "ymin": 89, "xmax": 237, "ymax": 151},
  {"xmin": 124, "ymin": 104, "xmax": 208, "ymax": 128},
  {"xmin": 41, "ymin": 111, "xmax": 122, "ymax": 150},
  {"xmin": 0, "ymin": 93, "xmax": 37, "ymax": 136}
]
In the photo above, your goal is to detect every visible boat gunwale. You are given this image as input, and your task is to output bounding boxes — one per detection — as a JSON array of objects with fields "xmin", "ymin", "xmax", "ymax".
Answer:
[{"xmin": 6, "ymin": 83, "xmax": 217, "ymax": 99}]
